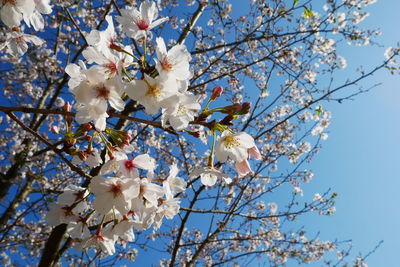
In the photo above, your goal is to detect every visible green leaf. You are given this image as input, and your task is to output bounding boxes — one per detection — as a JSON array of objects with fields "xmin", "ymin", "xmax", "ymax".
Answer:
[
  {"xmin": 303, "ymin": 7, "xmax": 313, "ymax": 18},
  {"xmin": 294, "ymin": 0, "xmax": 299, "ymax": 6}
]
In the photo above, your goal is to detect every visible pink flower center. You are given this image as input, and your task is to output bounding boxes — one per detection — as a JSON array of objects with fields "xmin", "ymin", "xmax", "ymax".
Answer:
[
  {"xmin": 105, "ymin": 61, "xmax": 118, "ymax": 75},
  {"xmin": 14, "ymin": 36, "xmax": 24, "ymax": 45},
  {"xmin": 4, "ymin": 0, "xmax": 17, "ymax": 5},
  {"xmin": 61, "ymin": 206, "xmax": 74, "ymax": 217},
  {"xmin": 136, "ymin": 20, "xmax": 149, "ymax": 30},
  {"xmin": 108, "ymin": 183, "xmax": 123, "ymax": 198},
  {"xmin": 95, "ymin": 85, "xmax": 110, "ymax": 100},
  {"xmin": 124, "ymin": 160, "xmax": 137, "ymax": 171},
  {"xmin": 161, "ymin": 58, "xmax": 174, "ymax": 71}
]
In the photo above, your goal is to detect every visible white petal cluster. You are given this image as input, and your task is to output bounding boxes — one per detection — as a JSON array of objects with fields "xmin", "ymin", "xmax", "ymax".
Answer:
[
  {"xmin": 0, "ymin": 29, "xmax": 44, "ymax": 57},
  {"xmin": 116, "ymin": 0, "xmax": 168, "ymax": 40},
  {"xmin": 190, "ymin": 166, "xmax": 231, "ymax": 187},
  {"xmin": 0, "ymin": 0, "xmax": 53, "ymax": 56},
  {"xmin": 124, "ymin": 36, "xmax": 196, "ymax": 128},
  {"xmin": 47, "ymin": 151, "xmax": 185, "ymax": 255},
  {"xmin": 65, "ymin": 61, "xmax": 125, "ymax": 131},
  {"xmin": 216, "ymin": 131, "xmax": 262, "ymax": 177}
]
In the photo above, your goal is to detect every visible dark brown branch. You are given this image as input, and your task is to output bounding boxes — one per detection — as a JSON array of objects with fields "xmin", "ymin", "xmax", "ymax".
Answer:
[{"xmin": 6, "ymin": 112, "xmax": 91, "ymax": 180}]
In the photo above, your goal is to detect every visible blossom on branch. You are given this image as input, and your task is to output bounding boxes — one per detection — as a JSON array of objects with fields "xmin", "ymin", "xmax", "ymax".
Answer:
[{"xmin": 116, "ymin": 0, "xmax": 168, "ymax": 40}]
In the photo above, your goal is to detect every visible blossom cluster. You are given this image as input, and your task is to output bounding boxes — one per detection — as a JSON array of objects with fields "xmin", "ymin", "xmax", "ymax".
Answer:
[
  {"xmin": 47, "ymin": 153, "xmax": 185, "ymax": 254},
  {"xmin": 0, "ymin": 0, "xmax": 52, "ymax": 56},
  {"xmin": 46, "ymin": 0, "xmax": 262, "ymax": 256}
]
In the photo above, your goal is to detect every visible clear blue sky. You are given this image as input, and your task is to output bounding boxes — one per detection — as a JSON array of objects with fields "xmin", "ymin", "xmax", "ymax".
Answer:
[{"xmin": 295, "ymin": 0, "xmax": 400, "ymax": 265}]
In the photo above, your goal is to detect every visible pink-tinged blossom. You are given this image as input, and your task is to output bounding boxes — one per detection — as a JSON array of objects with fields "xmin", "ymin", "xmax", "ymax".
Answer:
[
  {"xmin": 89, "ymin": 176, "xmax": 140, "ymax": 215},
  {"xmin": 111, "ymin": 217, "xmax": 136, "ymax": 243},
  {"xmin": 65, "ymin": 63, "xmax": 125, "ymax": 130},
  {"xmin": 161, "ymin": 93, "xmax": 201, "ymax": 131},
  {"xmin": 83, "ymin": 16, "xmax": 132, "ymax": 77},
  {"xmin": 116, "ymin": 0, "xmax": 168, "ymax": 40},
  {"xmin": 57, "ymin": 185, "xmax": 88, "ymax": 206},
  {"xmin": 124, "ymin": 75, "xmax": 178, "ymax": 114},
  {"xmin": 24, "ymin": 0, "xmax": 52, "ymax": 31},
  {"xmin": 154, "ymin": 37, "xmax": 192, "ymax": 81},
  {"xmin": 46, "ymin": 202, "xmax": 85, "ymax": 226},
  {"xmin": 153, "ymin": 197, "xmax": 180, "ymax": 230},
  {"xmin": 86, "ymin": 148, "xmax": 103, "ymax": 168},
  {"xmin": 67, "ymin": 219, "xmax": 91, "ymax": 239},
  {"xmin": 215, "ymin": 131, "xmax": 261, "ymax": 176},
  {"xmin": 74, "ymin": 102, "xmax": 109, "ymax": 131},
  {"xmin": 163, "ymin": 164, "xmax": 186, "ymax": 195},
  {"xmin": 190, "ymin": 166, "xmax": 231, "ymax": 187},
  {"xmin": 67, "ymin": 67, "xmax": 125, "ymax": 111},
  {"xmin": 119, "ymin": 154, "xmax": 156, "ymax": 178},
  {"xmin": 83, "ymin": 46, "xmax": 132, "ymax": 78},
  {"xmin": 79, "ymin": 229, "xmax": 116, "ymax": 255},
  {"xmin": 0, "ymin": 0, "xmax": 34, "ymax": 28},
  {"xmin": 100, "ymin": 149, "xmax": 129, "ymax": 176},
  {"xmin": 0, "ymin": 29, "xmax": 44, "ymax": 57},
  {"xmin": 85, "ymin": 15, "xmax": 119, "ymax": 59},
  {"xmin": 138, "ymin": 178, "xmax": 164, "ymax": 208},
  {"xmin": 130, "ymin": 199, "xmax": 157, "ymax": 230}
]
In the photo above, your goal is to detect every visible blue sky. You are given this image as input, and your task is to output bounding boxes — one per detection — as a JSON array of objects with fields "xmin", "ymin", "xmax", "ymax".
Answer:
[{"xmin": 295, "ymin": 0, "xmax": 400, "ymax": 265}]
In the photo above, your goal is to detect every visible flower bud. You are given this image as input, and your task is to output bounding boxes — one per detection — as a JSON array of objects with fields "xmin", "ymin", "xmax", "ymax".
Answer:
[
  {"xmin": 123, "ymin": 132, "xmax": 132, "ymax": 142},
  {"xmin": 63, "ymin": 101, "xmax": 72, "ymax": 112},
  {"xmin": 78, "ymin": 151, "xmax": 87, "ymax": 161},
  {"xmin": 220, "ymin": 114, "xmax": 235, "ymax": 126},
  {"xmin": 221, "ymin": 103, "xmax": 242, "ymax": 114},
  {"xmin": 109, "ymin": 42, "xmax": 123, "ymax": 52},
  {"xmin": 211, "ymin": 86, "xmax": 223, "ymax": 100},
  {"xmin": 51, "ymin": 126, "xmax": 60, "ymax": 134},
  {"xmin": 83, "ymin": 123, "xmax": 93, "ymax": 131},
  {"xmin": 64, "ymin": 137, "xmax": 76, "ymax": 146},
  {"xmin": 238, "ymin": 102, "xmax": 251, "ymax": 115}
]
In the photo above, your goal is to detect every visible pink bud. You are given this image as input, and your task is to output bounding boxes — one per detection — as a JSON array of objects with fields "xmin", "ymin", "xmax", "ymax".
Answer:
[
  {"xmin": 63, "ymin": 101, "xmax": 72, "ymax": 112},
  {"xmin": 124, "ymin": 132, "xmax": 132, "ymax": 142},
  {"xmin": 83, "ymin": 136, "xmax": 92, "ymax": 142},
  {"xmin": 51, "ymin": 126, "xmax": 59, "ymax": 134},
  {"xmin": 78, "ymin": 151, "xmax": 87, "ymax": 161},
  {"xmin": 83, "ymin": 123, "xmax": 93, "ymax": 131},
  {"xmin": 239, "ymin": 102, "xmax": 251, "ymax": 115},
  {"xmin": 211, "ymin": 86, "xmax": 223, "ymax": 100},
  {"xmin": 109, "ymin": 42, "xmax": 123, "ymax": 52}
]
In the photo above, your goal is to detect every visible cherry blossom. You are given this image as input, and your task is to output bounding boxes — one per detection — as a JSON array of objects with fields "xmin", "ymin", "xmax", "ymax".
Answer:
[
  {"xmin": 119, "ymin": 154, "xmax": 157, "ymax": 178},
  {"xmin": 89, "ymin": 176, "xmax": 140, "ymax": 215},
  {"xmin": 24, "ymin": 0, "xmax": 52, "ymax": 31},
  {"xmin": 0, "ymin": 28, "xmax": 44, "ymax": 57},
  {"xmin": 154, "ymin": 37, "xmax": 192, "ymax": 80},
  {"xmin": 0, "ymin": 0, "xmax": 34, "ymax": 28},
  {"xmin": 190, "ymin": 166, "xmax": 231, "ymax": 187},
  {"xmin": 215, "ymin": 131, "xmax": 262, "ymax": 176},
  {"xmin": 163, "ymin": 164, "xmax": 187, "ymax": 195},
  {"xmin": 124, "ymin": 75, "xmax": 179, "ymax": 114},
  {"xmin": 116, "ymin": 0, "xmax": 168, "ymax": 40},
  {"xmin": 161, "ymin": 93, "xmax": 201, "ymax": 131}
]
